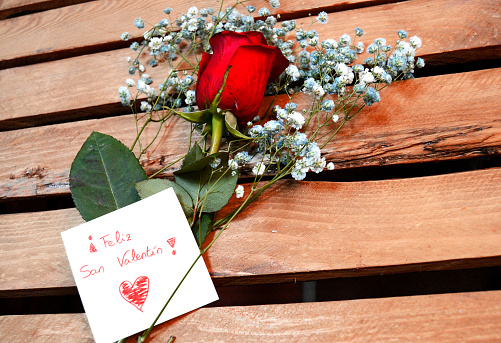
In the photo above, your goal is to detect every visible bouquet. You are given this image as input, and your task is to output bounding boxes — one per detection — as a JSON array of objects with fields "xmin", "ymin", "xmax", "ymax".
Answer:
[{"xmin": 69, "ymin": 1, "xmax": 424, "ymax": 341}]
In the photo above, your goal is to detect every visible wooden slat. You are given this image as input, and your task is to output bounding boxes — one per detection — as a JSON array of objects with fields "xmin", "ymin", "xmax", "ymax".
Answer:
[
  {"xmin": 1, "ymin": 291, "xmax": 500, "ymax": 342},
  {"xmin": 1, "ymin": 68, "xmax": 500, "ymax": 199},
  {"xmin": 1, "ymin": 0, "xmax": 500, "ymax": 130},
  {"xmin": 1, "ymin": 168, "xmax": 500, "ymax": 295},
  {"xmin": 0, "ymin": 0, "xmax": 386, "ymax": 68},
  {"xmin": 0, "ymin": 0, "xmax": 94, "ymax": 21}
]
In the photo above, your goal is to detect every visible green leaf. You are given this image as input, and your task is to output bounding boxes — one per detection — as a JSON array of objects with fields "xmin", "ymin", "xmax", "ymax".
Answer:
[
  {"xmin": 193, "ymin": 213, "xmax": 212, "ymax": 247},
  {"xmin": 181, "ymin": 143, "xmax": 205, "ymax": 168},
  {"xmin": 225, "ymin": 111, "xmax": 251, "ymax": 140},
  {"xmin": 175, "ymin": 155, "xmax": 238, "ymax": 213},
  {"xmin": 176, "ymin": 152, "xmax": 229, "ymax": 175},
  {"xmin": 174, "ymin": 166, "xmax": 211, "ymax": 207},
  {"xmin": 198, "ymin": 161, "xmax": 238, "ymax": 213},
  {"xmin": 135, "ymin": 179, "xmax": 194, "ymax": 220},
  {"xmin": 177, "ymin": 110, "xmax": 210, "ymax": 124},
  {"xmin": 69, "ymin": 132, "xmax": 146, "ymax": 221}
]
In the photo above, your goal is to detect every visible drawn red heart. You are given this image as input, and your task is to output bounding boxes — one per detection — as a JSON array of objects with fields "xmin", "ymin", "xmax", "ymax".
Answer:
[{"xmin": 119, "ymin": 276, "xmax": 149, "ymax": 312}]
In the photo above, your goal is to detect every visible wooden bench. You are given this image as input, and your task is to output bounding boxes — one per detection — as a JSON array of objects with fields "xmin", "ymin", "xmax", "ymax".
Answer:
[{"xmin": 1, "ymin": 0, "xmax": 500, "ymax": 341}]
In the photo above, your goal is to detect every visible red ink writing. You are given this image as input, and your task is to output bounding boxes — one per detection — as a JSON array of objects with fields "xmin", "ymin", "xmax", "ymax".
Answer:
[
  {"xmin": 117, "ymin": 246, "xmax": 163, "ymax": 267},
  {"xmin": 167, "ymin": 237, "xmax": 176, "ymax": 248},
  {"xmin": 115, "ymin": 230, "xmax": 131, "ymax": 244},
  {"xmin": 167, "ymin": 237, "xmax": 176, "ymax": 255},
  {"xmin": 80, "ymin": 264, "xmax": 104, "ymax": 279},
  {"xmin": 101, "ymin": 230, "xmax": 132, "ymax": 248},
  {"xmin": 88, "ymin": 235, "xmax": 98, "ymax": 253},
  {"xmin": 119, "ymin": 276, "xmax": 149, "ymax": 312}
]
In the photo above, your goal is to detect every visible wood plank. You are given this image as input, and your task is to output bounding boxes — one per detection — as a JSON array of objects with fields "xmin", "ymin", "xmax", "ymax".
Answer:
[
  {"xmin": 1, "ymin": 0, "xmax": 500, "ymax": 130},
  {"xmin": 1, "ymin": 291, "xmax": 500, "ymax": 342},
  {"xmin": 0, "ymin": 0, "xmax": 388, "ymax": 68},
  {"xmin": 0, "ymin": 0, "xmax": 501, "ymax": 130},
  {"xmin": 0, "ymin": 0, "xmax": 94, "ymax": 21},
  {"xmin": 1, "ymin": 68, "xmax": 500, "ymax": 199},
  {"xmin": 1, "ymin": 168, "xmax": 500, "ymax": 295}
]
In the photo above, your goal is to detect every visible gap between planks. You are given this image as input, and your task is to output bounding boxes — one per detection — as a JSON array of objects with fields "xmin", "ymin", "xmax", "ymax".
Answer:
[{"xmin": 0, "ymin": 167, "xmax": 500, "ymax": 295}]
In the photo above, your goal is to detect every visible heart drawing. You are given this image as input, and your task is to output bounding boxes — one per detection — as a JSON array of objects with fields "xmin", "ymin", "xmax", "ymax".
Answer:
[{"xmin": 119, "ymin": 276, "xmax": 149, "ymax": 312}]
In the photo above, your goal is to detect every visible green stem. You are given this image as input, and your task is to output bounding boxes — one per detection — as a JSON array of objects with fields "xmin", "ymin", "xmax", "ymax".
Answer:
[
  {"xmin": 209, "ymin": 112, "xmax": 224, "ymax": 155},
  {"xmin": 138, "ymin": 254, "xmax": 204, "ymax": 342}
]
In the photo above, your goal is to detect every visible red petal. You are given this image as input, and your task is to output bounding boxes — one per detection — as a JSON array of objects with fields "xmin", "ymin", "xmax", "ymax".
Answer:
[
  {"xmin": 195, "ymin": 52, "xmax": 212, "ymax": 108},
  {"xmin": 225, "ymin": 44, "xmax": 288, "ymax": 124}
]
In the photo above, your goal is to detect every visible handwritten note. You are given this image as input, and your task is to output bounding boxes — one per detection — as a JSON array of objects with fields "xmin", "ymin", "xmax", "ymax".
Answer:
[{"xmin": 61, "ymin": 188, "xmax": 218, "ymax": 343}]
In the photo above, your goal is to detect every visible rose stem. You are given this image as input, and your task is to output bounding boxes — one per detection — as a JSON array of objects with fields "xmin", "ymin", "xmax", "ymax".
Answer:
[{"xmin": 208, "ymin": 112, "xmax": 224, "ymax": 155}]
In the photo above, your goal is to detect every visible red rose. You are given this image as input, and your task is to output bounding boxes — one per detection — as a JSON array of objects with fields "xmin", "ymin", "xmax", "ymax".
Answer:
[{"xmin": 196, "ymin": 31, "xmax": 289, "ymax": 125}]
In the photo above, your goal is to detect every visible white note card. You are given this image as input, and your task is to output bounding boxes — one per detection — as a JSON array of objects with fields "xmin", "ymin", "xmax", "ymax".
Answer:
[{"xmin": 61, "ymin": 188, "xmax": 218, "ymax": 343}]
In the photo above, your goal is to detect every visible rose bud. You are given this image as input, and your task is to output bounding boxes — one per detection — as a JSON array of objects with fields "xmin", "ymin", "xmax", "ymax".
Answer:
[{"xmin": 196, "ymin": 31, "xmax": 289, "ymax": 126}]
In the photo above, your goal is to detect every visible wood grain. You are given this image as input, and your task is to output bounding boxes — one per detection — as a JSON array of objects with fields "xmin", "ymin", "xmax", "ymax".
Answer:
[
  {"xmin": 0, "ymin": 0, "xmax": 389, "ymax": 68},
  {"xmin": 1, "ymin": 168, "xmax": 500, "ymax": 295},
  {"xmin": 1, "ymin": 68, "xmax": 500, "ymax": 199},
  {"xmin": 0, "ymin": 0, "xmax": 95, "ymax": 20},
  {"xmin": 1, "ymin": 0, "xmax": 500, "ymax": 130},
  {"xmin": 1, "ymin": 291, "xmax": 500, "ymax": 342}
]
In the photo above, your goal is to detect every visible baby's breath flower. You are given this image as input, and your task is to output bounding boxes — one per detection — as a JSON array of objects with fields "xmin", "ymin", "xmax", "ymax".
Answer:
[
  {"xmin": 130, "ymin": 42, "xmax": 139, "ymax": 51},
  {"xmin": 287, "ymin": 111, "xmax": 305, "ymax": 129},
  {"xmin": 264, "ymin": 120, "xmax": 283, "ymax": 135},
  {"xmin": 252, "ymin": 163, "xmax": 266, "ymax": 176},
  {"xmin": 235, "ymin": 185, "xmax": 244, "ymax": 198},
  {"xmin": 285, "ymin": 65, "xmax": 300, "ymax": 81},
  {"xmin": 258, "ymin": 8, "xmax": 270, "ymax": 16},
  {"xmin": 317, "ymin": 11, "xmax": 328, "ymax": 24},
  {"xmin": 134, "ymin": 18, "xmax": 145, "ymax": 29},
  {"xmin": 187, "ymin": 6, "xmax": 198, "ymax": 18},
  {"xmin": 321, "ymin": 100, "xmax": 335, "ymax": 112},
  {"xmin": 125, "ymin": 78, "xmax": 135, "ymax": 87},
  {"xmin": 355, "ymin": 27, "xmax": 364, "ymax": 37},
  {"xmin": 312, "ymin": 84, "xmax": 325, "ymax": 98},
  {"xmin": 355, "ymin": 41, "xmax": 364, "ymax": 53},
  {"xmin": 140, "ymin": 101, "xmax": 152, "ymax": 113},
  {"xmin": 397, "ymin": 30, "xmax": 408, "ymax": 39},
  {"xmin": 416, "ymin": 57, "xmax": 425, "ymax": 68},
  {"xmin": 332, "ymin": 114, "xmax": 339, "ymax": 123},
  {"xmin": 339, "ymin": 33, "xmax": 351, "ymax": 47},
  {"xmin": 148, "ymin": 37, "xmax": 163, "ymax": 50},
  {"xmin": 363, "ymin": 87, "xmax": 381, "ymax": 106},
  {"xmin": 269, "ymin": 0, "xmax": 280, "ymax": 9},
  {"xmin": 410, "ymin": 36, "xmax": 422, "ymax": 49},
  {"xmin": 209, "ymin": 157, "xmax": 221, "ymax": 169},
  {"xmin": 327, "ymin": 162, "xmax": 335, "ymax": 170},
  {"xmin": 164, "ymin": 7, "xmax": 172, "ymax": 14},
  {"xmin": 120, "ymin": 32, "xmax": 130, "ymax": 41},
  {"xmin": 246, "ymin": 5, "xmax": 256, "ymax": 13},
  {"xmin": 185, "ymin": 90, "xmax": 196, "ymax": 105},
  {"xmin": 228, "ymin": 159, "xmax": 239, "ymax": 170}
]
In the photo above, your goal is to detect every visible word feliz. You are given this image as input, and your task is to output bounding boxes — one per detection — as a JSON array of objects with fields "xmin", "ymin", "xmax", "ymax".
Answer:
[{"xmin": 79, "ymin": 230, "xmax": 176, "ymax": 279}]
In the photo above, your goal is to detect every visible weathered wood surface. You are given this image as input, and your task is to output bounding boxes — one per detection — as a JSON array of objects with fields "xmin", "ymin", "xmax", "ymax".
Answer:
[
  {"xmin": 0, "ymin": 0, "xmax": 94, "ymax": 20},
  {"xmin": 1, "ymin": 168, "xmax": 499, "ymax": 295},
  {"xmin": 1, "ymin": 291, "xmax": 500, "ymax": 342},
  {"xmin": 1, "ymin": 68, "xmax": 500, "ymax": 199},
  {"xmin": 1, "ymin": 0, "xmax": 500, "ymax": 130},
  {"xmin": 0, "ymin": 0, "xmax": 390, "ymax": 68}
]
